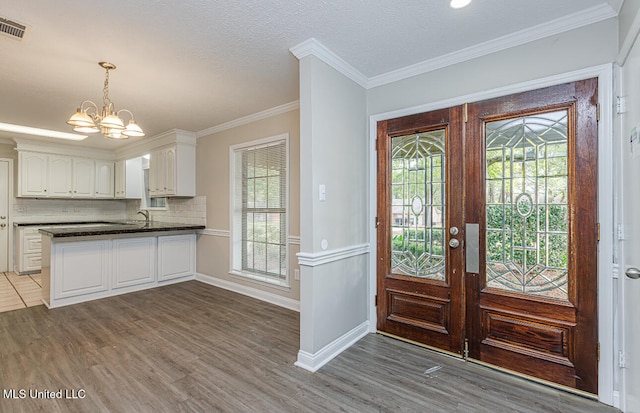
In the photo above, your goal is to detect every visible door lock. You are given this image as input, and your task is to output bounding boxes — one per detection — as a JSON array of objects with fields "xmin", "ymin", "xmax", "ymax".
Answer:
[
  {"xmin": 450, "ymin": 226, "xmax": 459, "ymax": 236},
  {"xmin": 626, "ymin": 268, "xmax": 640, "ymax": 280},
  {"xmin": 449, "ymin": 238, "xmax": 460, "ymax": 248}
]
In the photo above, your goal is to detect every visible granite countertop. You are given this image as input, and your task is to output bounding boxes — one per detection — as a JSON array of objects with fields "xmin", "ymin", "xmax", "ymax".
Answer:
[
  {"xmin": 14, "ymin": 221, "xmax": 113, "ymax": 227},
  {"xmin": 38, "ymin": 221, "xmax": 205, "ymax": 238}
]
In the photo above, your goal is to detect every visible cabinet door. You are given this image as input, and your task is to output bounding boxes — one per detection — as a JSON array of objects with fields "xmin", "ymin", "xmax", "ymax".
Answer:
[
  {"xmin": 157, "ymin": 234, "xmax": 195, "ymax": 281},
  {"xmin": 73, "ymin": 158, "xmax": 95, "ymax": 197},
  {"xmin": 164, "ymin": 147, "xmax": 176, "ymax": 195},
  {"xmin": 113, "ymin": 237, "xmax": 156, "ymax": 288},
  {"xmin": 54, "ymin": 239, "xmax": 110, "ymax": 299},
  {"xmin": 149, "ymin": 149, "xmax": 166, "ymax": 197},
  {"xmin": 19, "ymin": 152, "xmax": 48, "ymax": 197},
  {"xmin": 49, "ymin": 155, "xmax": 73, "ymax": 197},
  {"xmin": 95, "ymin": 161, "xmax": 115, "ymax": 198},
  {"xmin": 115, "ymin": 160, "xmax": 126, "ymax": 198}
]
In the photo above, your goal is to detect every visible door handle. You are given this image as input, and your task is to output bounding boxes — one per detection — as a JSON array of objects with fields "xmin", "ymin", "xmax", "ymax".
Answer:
[
  {"xmin": 626, "ymin": 268, "xmax": 640, "ymax": 279},
  {"xmin": 449, "ymin": 238, "xmax": 460, "ymax": 248},
  {"xmin": 466, "ymin": 223, "xmax": 479, "ymax": 273}
]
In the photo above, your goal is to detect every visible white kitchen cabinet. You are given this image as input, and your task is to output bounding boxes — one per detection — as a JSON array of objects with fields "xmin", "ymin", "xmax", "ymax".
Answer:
[
  {"xmin": 18, "ymin": 150, "xmax": 116, "ymax": 199},
  {"xmin": 95, "ymin": 160, "xmax": 114, "ymax": 198},
  {"xmin": 157, "ymin": 234, "xmax": 196, "ymax": 281},
  {"xmin": 72, "ymin": 157, "xmax": 95, "ymax": 197},
  {"xmin": 53, "ymin": 239, "xmax": 110, "ymax": 299},
  {"xmin": 19, "ymin": 152, "xmax": 48, "ymax": 197},
  {"xmin": 41, "ymin": 231, "xmax": 197, "ymax": 308},
  {"xmin": 113, "ymin": 237, "xmax": 156, "ymax": 288},
  {"xmin": 115, "ymin": 158, "xmax": 142, "ymax": 199},
  {"xmin": 15, "ymin": 226, "xmax": 42, "ymax": 274},
  {"xmin": 149, "ymin": 144, "xmax": 195, "ymax": 197},
  {"xmin": 48, "ymin": 155, "xmax": 73, "ymax": 197}
]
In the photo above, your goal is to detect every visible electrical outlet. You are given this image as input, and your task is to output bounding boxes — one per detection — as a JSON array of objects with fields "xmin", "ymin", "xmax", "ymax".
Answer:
[{"xmin": 294, "ymin": 269, "xmax": 300, "ymax": 280}]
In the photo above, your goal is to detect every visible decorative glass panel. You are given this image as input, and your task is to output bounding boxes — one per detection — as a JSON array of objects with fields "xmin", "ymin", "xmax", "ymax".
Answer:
[
  {"xmin": 390, "ymin": 130, "xmax": 446, "ymax": 280},
  {"xmin": 485, "ymin": 110, "xmax": 569, "ymax": 300}
]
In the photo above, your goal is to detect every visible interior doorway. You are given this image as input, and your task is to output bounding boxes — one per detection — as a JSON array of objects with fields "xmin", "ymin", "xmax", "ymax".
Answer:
[{"xmin": 376, "ymin": 79, "xmax": 599, "ymax": 395}]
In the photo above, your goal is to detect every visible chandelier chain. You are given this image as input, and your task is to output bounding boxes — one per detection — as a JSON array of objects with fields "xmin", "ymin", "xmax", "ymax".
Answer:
[{"xmin": 103, "ymin": 67, "xmax": 112, "ymax": 108}]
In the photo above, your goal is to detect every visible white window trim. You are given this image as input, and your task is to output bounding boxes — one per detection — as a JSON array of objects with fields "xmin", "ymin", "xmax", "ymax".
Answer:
[{"xmin": 229, "ymin": 133, "xmax": 290, "ymax": 288}]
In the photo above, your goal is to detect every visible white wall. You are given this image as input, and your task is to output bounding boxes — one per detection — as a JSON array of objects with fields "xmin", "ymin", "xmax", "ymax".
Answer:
[
  {"xmin": 368, "ymin": 18, "xmax": 617, "ymax": 116},
  {"xmin": 296, "ymin": 55, "xmax": 369, "ymax": 368}
]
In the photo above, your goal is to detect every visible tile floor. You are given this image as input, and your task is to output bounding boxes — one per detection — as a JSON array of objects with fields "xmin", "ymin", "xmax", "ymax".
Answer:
[{"xmin": 0, "ymin": 272, "xmax": 43, "ymax": 313}]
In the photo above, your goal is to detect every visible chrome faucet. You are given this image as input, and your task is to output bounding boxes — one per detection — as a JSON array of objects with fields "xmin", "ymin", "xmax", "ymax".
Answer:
[{"xmin": 137, "ymin": 209, "xmax": 150, "ymax": 223}]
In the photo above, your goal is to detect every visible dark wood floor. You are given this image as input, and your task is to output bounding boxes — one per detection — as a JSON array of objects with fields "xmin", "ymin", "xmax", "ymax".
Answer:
[{"xmin": 0, "ymin": 281, "xmax": 619, "ymax": 412}]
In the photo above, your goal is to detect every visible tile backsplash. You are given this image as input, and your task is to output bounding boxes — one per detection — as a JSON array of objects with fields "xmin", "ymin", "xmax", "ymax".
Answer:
[
  {"xmin": 13, "ymin": 198, "xmax": 127, "ymax": 223},
  {"xmin": 12, "ymin": 196, "xmax": 206, "ymax": 226},
  {"xmin": 126, "ymin": 195, "xmax": 206, "ymax": 226}
]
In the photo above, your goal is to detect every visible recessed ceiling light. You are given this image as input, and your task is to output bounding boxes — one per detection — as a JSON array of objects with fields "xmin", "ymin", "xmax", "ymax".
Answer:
[
  {"xmin": 0, "ymin": 122, "xmax": 87, "ymax": 141},
  {"xmin": 450, "ymin": 0, "xmax": 472, "ymax": 9}
]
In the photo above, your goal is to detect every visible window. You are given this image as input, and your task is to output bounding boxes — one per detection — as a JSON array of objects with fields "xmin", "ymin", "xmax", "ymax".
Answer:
[{"xmin": 230, "ymin": 134, "xmax": 288, "ymax": 287}]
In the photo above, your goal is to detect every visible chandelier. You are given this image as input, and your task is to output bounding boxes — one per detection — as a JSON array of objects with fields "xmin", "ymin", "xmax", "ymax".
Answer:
[{"xmin": 66, "ymin": 61, "xmax": 145, "ymax": 139}]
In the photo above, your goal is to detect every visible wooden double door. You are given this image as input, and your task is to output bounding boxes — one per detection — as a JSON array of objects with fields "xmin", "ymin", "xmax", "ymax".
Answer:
[{"xmin": 376, "ymin": 79, "xmax": 598, "ymax": 395}]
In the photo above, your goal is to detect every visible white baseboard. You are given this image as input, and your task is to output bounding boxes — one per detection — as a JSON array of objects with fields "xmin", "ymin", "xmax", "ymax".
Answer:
[
  {"xmin": 195, "ymin": 272, "xmax": 300, "ymax": 312},
  {"xmin": 295, "ymin": 321, "xmax": 369, "ymax": 372}
]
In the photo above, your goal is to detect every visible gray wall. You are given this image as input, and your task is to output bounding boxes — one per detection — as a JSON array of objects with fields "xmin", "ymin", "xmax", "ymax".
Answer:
[{"xmin": 298, "ymin": 55, "xmax": 368, "ymax": 354}]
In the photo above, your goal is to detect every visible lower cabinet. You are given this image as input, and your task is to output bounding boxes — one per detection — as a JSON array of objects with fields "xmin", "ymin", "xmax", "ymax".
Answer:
[
  {"xmin": 15, "ymin": 226, "xmax": 43, "ymax": 274},
  {"xmin": 45, "ymin": 233, "xmax": 196, "ymax": 308},
  {"xmin": 54, "ymin": 239, "xmax": 110, "ymax": 299},
  {"xmin": 158, "ymin": 234, "xmax": 196, "ymax": 281},
  {"xmin": 113, "ymin": 237, "xmax": 156, "ymax": 289}
]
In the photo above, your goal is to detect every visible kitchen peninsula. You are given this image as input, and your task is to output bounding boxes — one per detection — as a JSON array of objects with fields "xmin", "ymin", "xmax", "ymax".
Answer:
[{"xmin": 39, "ymin": 221, "xmax": 204, "ymax": 308}]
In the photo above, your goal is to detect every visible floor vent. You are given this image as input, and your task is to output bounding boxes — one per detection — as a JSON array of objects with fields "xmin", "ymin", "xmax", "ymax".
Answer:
[{"xmin": 0, "ymin": 17, "xmax": 27, "ymax": 40}]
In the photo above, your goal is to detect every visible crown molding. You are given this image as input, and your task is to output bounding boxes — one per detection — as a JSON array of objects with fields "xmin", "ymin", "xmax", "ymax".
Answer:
[
  {"xmin": 289, "ymin": 38, "xmax": 369, "ymax": 88},
  {"xmin": 367, "ymin": 3, "xmax": 618, "ymax": 88},
  {"xmin": 196, "ymin": 101, "xmax": 299, "ymax": 138},
  {"xmin": 13, "ymin": 137, "xmax": 115, "ymax": 159},
  {"xmin": 114, "ymin": 129, "xmax": 196, "ymax": 160}
]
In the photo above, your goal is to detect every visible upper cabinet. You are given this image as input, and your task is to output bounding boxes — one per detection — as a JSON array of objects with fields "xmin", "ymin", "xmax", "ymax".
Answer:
[
  {"xmin": 18, "ymin": 151, "xmax": 114, "ymax": 199},
  {"xmin": 115, "ymin": 157, "xmax": 143, "ymax": 199},
  {"xmin": 148, "ymin": 143, "xmax": 195, "ymax": 197},
  {"xmin": 94, "ymin": 160, "xmax": 114, "ymax": 198},
  {"xmin": 16, "ymin": 130, "xmax": 196, "ymax": 200},
  {"xmin": 19, "ymin": 152, "xmax": 48, "ymax": 197}
]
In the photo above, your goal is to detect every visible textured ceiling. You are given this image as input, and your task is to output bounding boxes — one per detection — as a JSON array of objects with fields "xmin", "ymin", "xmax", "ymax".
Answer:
[{"xmin": 0, "ymin": 0, "xmax": 620, "ymax": 149}]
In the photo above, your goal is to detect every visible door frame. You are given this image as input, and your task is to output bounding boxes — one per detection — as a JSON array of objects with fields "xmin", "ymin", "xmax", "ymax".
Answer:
[
  {"xmin": 0, "ymin": 158, "xmax": 14, "ymax": 273},
  {"xmin": 367, "ymin": 64, "xmax": 615, "ymax": 405}
]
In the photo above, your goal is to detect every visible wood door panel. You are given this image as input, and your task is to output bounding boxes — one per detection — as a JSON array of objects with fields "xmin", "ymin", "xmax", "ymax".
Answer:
[
  {"xmin": 386, "ymin": 289, "xmax": 451, "ymax": 334},
  {"xmin": 481, "ymin": 310, "xmax": 575, "ymax": 363},
  {"xmin": 479, "ymin": 345, "xmax": 579, "ymax": 389}
]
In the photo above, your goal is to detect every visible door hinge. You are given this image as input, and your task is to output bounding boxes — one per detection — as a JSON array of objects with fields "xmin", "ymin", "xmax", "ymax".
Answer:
[
  {"xmin": 464, "ymin": 338, "xmax": 469, "ymax": 359},
  {"xmin": 617, "ymin": 96, "xmax": 627, "ymax": 114},
  {"xmin": 619, "ymin": 350, "xmax": 626, "ymax": 368},
  {"xmin": 374, "ymin": 294, "xmax": 378, "ymax": 307},
  {"xmin": 375, "ymin": 217, "xmax": 380, "ymax": 228},
  {"xmin": 597, "ymin": 222, "xmax": 600, "ymax": 242},
  {"xmin": 463, "ymin": 103, "xmax": 468, "ymax": 123},
  {"xmin": 374, "ymin": 138, "xmax": 378, "ymax": 151},
  {"xmin": 597, "ymin": 342, "xmax": 600, "ymax": 362},
  {"xmin": 596, "ymin": 103, "xmax": 600, "ymax": 122}
]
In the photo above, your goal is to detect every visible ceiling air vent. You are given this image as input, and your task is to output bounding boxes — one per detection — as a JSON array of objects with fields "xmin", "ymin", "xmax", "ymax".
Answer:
[{"xmin": 0, "ymin": 17, "xmax": 26, "ymax": 40}]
